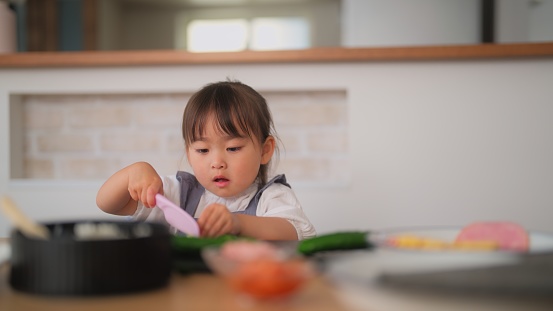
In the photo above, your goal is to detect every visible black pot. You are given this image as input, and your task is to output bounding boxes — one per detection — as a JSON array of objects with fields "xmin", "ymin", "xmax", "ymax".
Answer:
[{"xmin": 9, "ymin": 220, "xmax": 172, "ymax": 296}]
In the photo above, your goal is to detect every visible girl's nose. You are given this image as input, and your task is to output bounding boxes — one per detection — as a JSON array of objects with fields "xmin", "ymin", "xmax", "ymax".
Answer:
[
  {"xmin": 211, "ymin": 162, "xmax": 225, "ymax": 169},
  {"xmin": 211, "ymin": 155, "xmax": 227, "ymax": 169}
]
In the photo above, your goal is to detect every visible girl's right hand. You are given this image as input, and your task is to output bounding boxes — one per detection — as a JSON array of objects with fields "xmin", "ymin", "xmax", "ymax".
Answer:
[
  {"xmin": 127, "ymin": 162, "xmax": 163, "ymax": 208},
  {"xmin": 197, "ymin": 203, "xmax": 240, "ymax": 238}
]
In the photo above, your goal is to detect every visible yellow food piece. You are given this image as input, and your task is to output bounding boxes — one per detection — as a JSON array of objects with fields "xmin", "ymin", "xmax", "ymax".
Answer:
[
  {"xmin": 389, "ymin": 235, "xmax": 449, "ymax": 250},
  {"xmin": 452, "ymin": 240, "xmax": 499, "ymax": 250},
  {"xmin": 388, "ymin": 235, "xmax": 499, "ymax": 251}
]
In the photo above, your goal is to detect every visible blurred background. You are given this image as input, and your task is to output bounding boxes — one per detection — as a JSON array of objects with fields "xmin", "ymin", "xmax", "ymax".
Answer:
[
  {"xmin": 1, "ymin": 0, "xmax": 553, "ymax": 237},
  {"xmin": 2, "ymin": 0, "xmax": 553, "ymax": 53}
]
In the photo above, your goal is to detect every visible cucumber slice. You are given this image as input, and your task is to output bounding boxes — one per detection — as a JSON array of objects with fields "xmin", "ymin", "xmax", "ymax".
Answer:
[{"xmin": 297, "ymin": 231, "xmax": 372, "ymax": 255}]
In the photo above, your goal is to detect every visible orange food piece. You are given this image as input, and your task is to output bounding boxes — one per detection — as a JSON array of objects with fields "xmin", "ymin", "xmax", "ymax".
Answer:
[
  {"xmin": 455, "ymin": 222, "xmax": 529, "ymax": 252},
  {"xmin": 228, "ymin": 259, "xmax": 308, "ymax": 299}
]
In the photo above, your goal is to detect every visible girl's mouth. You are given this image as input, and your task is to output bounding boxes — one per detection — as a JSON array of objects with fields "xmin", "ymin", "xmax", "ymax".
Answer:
[{"xmin": 213, "ymin": 176, "xmax": 230, "ymax": 187}]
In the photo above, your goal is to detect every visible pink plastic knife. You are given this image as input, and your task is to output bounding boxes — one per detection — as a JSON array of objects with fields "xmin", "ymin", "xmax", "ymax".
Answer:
[{"xmin": 155, "ymin": 194, "xmax": 200, "ymax": 237}]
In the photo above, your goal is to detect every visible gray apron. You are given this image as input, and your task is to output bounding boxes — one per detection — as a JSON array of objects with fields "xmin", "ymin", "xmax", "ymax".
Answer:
[{"xmin": 176, "ymin": 171, "xmax": 290, "ymax": 217}]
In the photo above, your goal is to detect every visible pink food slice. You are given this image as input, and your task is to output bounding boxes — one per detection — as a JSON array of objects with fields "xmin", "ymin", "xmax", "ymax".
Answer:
[
  {"xmin": 455, "ymin": 222, "xmax": 529, "ymax": 251},
  {"xmin": 155, "ymin": 194, "xmax": 200, "ymax": 237}
]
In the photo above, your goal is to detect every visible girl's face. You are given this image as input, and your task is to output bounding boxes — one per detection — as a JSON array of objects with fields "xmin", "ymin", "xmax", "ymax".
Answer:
[{"xmin": 186, "ymin": 116, "xmax": 274, "ymax": 198}]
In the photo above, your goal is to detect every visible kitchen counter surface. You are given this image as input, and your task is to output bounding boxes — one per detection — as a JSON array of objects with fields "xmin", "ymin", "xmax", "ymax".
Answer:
[
  {"xmin": 0, "ymin": 263, "xmax": 349, "ymax": 311},
  {"xmin": 3, "ymin": 262, "xmax": 553, "ymax": 311},
  {"xmin": 2, "ymin": 239, "xmax": 553, "ymax": 311}
]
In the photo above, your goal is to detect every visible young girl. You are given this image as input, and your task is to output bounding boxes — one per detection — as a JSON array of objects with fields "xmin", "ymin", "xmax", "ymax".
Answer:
[{"xmin": 96, "ymin": 80, "xmax": 316, "ymax": 240}]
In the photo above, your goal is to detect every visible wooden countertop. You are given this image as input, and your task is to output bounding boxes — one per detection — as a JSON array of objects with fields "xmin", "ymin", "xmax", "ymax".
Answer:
[
  {"xmin": 0, "ymin": 264, "xmax": 350, "ymax": 311},
  {"xmin": 1, "ymin": 42, "xmax": 553, "ymax": 68},
  {"xmin": 3, "ymin": 261, "xmax": 553, "ymax": 311}
]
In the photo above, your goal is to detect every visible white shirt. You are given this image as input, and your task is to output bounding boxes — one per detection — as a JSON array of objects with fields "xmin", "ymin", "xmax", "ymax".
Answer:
[{"xmin": 132, "ymin": 175, "xmax": 317, "ymax": 240}]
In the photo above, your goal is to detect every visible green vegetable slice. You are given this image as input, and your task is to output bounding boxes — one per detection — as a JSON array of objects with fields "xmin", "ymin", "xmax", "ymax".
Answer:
[
  {"xmin": 297, "ymin": 231, "xmax": 372, "ymax": 255},
  {"xmin": 171, "ymin": 234, "xmax": 249, "ymax": 254}
]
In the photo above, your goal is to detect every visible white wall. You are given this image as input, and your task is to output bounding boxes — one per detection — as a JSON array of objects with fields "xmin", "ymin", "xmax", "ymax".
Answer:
[
  {"xmin": 341, "ymin": 0, "xmax": 481, "ymax": 47},
  {"xmin": 497, "ymin": 0, "xmax": 553, "ymax": 43},
  {"xmin": 528, "ymin": 0, "xmax": 553, "ymax": 42},
  {"xmin": 1, "ymin": 58, "xmax": 553, "ymax": 237}
]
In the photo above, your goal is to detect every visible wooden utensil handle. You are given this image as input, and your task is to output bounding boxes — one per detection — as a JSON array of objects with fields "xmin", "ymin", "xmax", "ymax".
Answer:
[{"xmin": 1, "ymin": 196, "xmax": 49, "ymax": 239}]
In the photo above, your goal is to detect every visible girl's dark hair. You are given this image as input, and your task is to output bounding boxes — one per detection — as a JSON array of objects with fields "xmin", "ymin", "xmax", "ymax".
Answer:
[{"xmin": 182, "ymin": 80, "xmax": 278, "ymax": 186}]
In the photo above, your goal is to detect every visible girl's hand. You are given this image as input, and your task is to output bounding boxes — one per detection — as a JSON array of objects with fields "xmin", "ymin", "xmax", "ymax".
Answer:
[
  {"xmin": 127, "ymin": 162, "xmax": 163, "ymax": 208},
  {"xmin": 198, "ymin": 203, "xmax": 240, "ymax": 237},
  {"xmin": 97, "ymin": 161, "xmax": 162, "ymax": 215}
]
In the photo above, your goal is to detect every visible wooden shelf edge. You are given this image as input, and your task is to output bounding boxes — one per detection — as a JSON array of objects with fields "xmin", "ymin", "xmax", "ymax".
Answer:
[{"xmin": 1, "ymin": 42, "xmax": 553, "ymax": 68}]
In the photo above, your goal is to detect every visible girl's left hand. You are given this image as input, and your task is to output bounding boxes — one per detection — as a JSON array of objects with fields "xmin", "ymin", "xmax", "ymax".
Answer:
[{"xmin": 198, "ymin": 203, "xmax": 240, "ymax": 237}]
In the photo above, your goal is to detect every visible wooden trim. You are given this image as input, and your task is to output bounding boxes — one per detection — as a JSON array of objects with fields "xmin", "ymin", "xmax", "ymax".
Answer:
[{"xmin": 1, "ymin": 42, "xmax": 553, "ymax": 68}]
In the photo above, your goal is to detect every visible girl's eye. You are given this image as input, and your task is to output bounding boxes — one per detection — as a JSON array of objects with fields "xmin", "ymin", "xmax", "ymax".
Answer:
[
  {"xmin": 227, "ymin": 147, "xmax": 242, "ymax": 152},
  {"xmin": 196, "ymin": 149, "xmax": 209, "ymax": 154}
]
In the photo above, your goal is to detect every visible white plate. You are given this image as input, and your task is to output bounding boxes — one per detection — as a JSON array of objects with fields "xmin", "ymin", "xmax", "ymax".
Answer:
[
  {"xmin": 326, "ymin": 227, "xmax": 553, "ymax": 284},
  {"xmin": 374, "ymin": 226, "xmax": 553, "ymax": 253}
]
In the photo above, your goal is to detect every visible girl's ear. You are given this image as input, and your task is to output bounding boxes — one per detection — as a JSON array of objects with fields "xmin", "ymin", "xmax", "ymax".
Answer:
[{"xmin": 260, "ymin": 136, "xmax": 275, "ymax": 165}]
